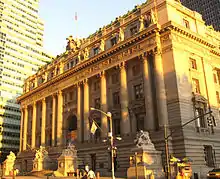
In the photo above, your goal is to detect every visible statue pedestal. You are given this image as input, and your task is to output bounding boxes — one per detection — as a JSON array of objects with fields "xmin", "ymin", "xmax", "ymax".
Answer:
[
  {"xmin": 127, "ymin": 148, "xmax": 164, "ymax": 179},
  {"xmin": 55, "ymin": 147, "xmax": 77, "ymax": 177},
  {"xmin": 127, "ymin": 131, "xmax": 164, "ymax": 179},
  {"xmin": 32, "ymin": 157, "xmax": 53, "ymax": 172}
]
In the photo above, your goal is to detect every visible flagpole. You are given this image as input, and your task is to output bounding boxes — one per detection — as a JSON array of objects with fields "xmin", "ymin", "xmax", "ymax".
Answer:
[{"xmin": 90, "ymin": 108, "xmax": 115, "ymax": 179}]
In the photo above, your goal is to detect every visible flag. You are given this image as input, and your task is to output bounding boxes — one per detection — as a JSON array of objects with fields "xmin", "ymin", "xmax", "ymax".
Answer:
[
  {"xmin": 90, "ymin": 121, "xmax": 98, "ymax": 135},
  {"xmin": 75, "ymin": 12, "xmax": 77, "ymax": 21}
]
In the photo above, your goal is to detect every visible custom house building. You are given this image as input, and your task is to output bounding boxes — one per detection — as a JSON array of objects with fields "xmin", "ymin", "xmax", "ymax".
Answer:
[{"xmin": 16, "ymin": 0, "xmax": 220, "ymax": 177}]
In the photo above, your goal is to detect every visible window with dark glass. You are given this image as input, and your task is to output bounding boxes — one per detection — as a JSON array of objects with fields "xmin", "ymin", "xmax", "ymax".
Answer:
[
  {"xmin": 195, "ymin": 108, "xmax": 206, "ymax": 128},
  {"xmin": 94, "ymin": 81, "xmax": 100, "ymax": 91},
  {"xmin": 112, "ymin": 73, "xmax": 119, "ymax": 84},
  {"xmin": 94, "ymin": 47, "xmax": 99, "ymax": 55},
  {"xmin": 113, "ymin": 118, "xmax": 120, "ymax": 136},
  {"xmin": 216, "ymin": 91, "xmax": 220, "ymax": 104},
  {"xmin": 192, "ymin": 78, "xmax": 200, "ymax": 94},
  {"xmin": 213, "ymin": 73, "xmax": 217, "ymax": 84},
  {"xmin": 111, "ymin": 37, "xmax": 117, "ymax": 46},
  {"xmin": 204, "ymin": 145, "xmax": 215, "ymax": 167},
  {"xmin": 113, "ymin": 92, "xmax": 120, "ymax": 105},
  {"xmin": 190, "ymin": 58, "xmax": 197, "ymax": 69},
  {"xmin": 134, "ymin": 84, "xmax": 144, "ymax": 99},
  {"xmin": 132, "ymin": 64, "xmax": 141, "ymax": 76},
  {"xmin": 137, "ymin": 115, "xmax": 144, "ymax": 131},
  {"xmin": 94, "ymin": 98, "xmax": 101, "ymax": 109},
  {"xmin": 130, "ymin": 26, "xmax": 138, "ymax": 35}
]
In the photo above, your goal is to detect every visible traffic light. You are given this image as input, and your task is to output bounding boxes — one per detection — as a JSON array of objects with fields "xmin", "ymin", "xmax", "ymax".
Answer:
[{"xmin": 207, "ymin": 116, "xmax": 214, "ymax": 127}]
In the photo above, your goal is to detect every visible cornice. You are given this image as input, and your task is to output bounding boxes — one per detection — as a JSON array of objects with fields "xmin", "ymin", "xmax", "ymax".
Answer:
[
  {"xmin": 161, "ymin": 21, "xmax": 217, "ymax": 49},
  {"xmin": 17, "ymin": 24, "xmax": 160, "ymax": 103}
]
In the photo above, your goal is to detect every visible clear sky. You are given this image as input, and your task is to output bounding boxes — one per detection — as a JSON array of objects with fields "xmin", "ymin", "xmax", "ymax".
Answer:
[{"xmin": 39, "ymin": 0, "xmax": 146, "ymax": 56}]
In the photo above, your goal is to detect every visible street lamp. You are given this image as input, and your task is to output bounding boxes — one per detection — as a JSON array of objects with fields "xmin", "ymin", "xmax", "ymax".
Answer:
[
  {"xmin": 90, "ymin": 108, "xmax": 115, "ymax": 179},
  {"xmin": 164, "ymin": 110, "xmax": 213, "ymax": 179}
]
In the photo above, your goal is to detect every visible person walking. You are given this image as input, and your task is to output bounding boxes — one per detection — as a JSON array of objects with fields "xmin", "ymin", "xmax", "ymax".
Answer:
[{"xmin": 87, "ymin": 169, "xmax": 96, "ymax": 179}]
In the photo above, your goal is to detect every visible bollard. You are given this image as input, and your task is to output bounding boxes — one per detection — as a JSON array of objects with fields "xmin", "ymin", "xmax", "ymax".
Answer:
[
  {"xmin": 47, "ymin": 176, "xmax": 49, "ymax": 179},
  {"xmin": 96, "ymin": 172, "xmax": 100, "ymax": 179},
  {"xmin": 76, "ymin": 169, "xmax": 79, "ymax": 179}
]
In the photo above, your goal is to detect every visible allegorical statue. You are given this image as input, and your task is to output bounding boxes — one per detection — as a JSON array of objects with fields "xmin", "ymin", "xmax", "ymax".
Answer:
[
  {"xmin": 83, "ymin": 47, "xmax": 89, "ymax": 60},
  {"xmin": 7, "ymin": 151, "xmax": 16, "ymax": 161},
  {"xmin": 134, "ymin": 130, "xmax": 156, "ymax": 150},
  {"xmin": 99, "ymin": 39, "xmax": 105, "ymax": 52},
  {"xmin": 150, "ymin": 9, "xmax": 157, "ymax": 24},
  {"xmin": 119, "ymin": 27, "xmax": 124, "ymax": 42},
  {"xmin": 35, "ymin": 146, "xmax": 48, "ymax": 160},
  {"xmin": 66, "ymin": 35, "xmax": 77, "ymax": 51},
  {"xmin": 139, "ymin": 15, "xmax": 145, "ymax": 32}
]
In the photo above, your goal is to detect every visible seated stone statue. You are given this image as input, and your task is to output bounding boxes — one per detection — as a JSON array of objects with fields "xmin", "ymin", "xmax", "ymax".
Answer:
[{"xmin": 134, "ymin": 130, "xmax": 156, "ymax": 150}]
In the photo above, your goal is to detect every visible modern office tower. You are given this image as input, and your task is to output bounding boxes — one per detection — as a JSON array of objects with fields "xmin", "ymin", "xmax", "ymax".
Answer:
[
  {"xmin": 0, "ymin": 0, "xmax": 53, "ymax": 162},
  {"xmin": 181, "ymin": 0, "xmax": 220, "ymax": 31}
]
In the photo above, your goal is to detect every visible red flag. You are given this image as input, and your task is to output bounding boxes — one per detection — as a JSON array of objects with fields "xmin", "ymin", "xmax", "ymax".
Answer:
[{"xmin": 75, "ymin": 12, "xmax": 77, "ymax": 21}]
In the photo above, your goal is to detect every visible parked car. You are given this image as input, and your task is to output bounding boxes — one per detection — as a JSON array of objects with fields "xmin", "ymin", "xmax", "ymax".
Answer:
[{"xmin": 207, "ymin": 168, "xmax": 220, "ymax": 178}]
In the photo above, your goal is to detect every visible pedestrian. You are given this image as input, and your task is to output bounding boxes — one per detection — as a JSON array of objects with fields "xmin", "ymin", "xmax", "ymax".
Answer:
[{"xmin": 87, "ymin": 169, "xmax": 96, "ymax": 179}]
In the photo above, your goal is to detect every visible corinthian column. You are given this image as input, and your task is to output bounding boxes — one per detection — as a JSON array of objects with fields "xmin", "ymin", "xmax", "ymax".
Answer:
[
  {"xmin": 19, "ymin": 108, "xmax": 24, "ymax": 152},
  {"xmin": 83, "ymin": 79, "xmax": 90, "ymax": 141},
  {"xmin": 119, "ymin": 62, "xmax": 131, "ymax": 135},
  {"xmin": 22, "ymin": 106, "xmax": 28, "ymax": 151},
  {"xmin": 77, "ymin": 84, "xmax": 82, "ymax": 142},
  {"xmin": 41, "ymin": 98, "xmax": 46, "ymax": 146},
  {"xmin": 154, "ymin": 32, "xmax": 168, "ymax": 127},
  {"xmin": 57, "ymin": 91, "xmax": 63, "ymax": 146},
  {"xmin": 100, "ymin": 71, "xmax": 108, "ymax": 137},
  {"xmin": 31, "ymin": 102, "xmax": 37, "ymax": 149},
  {"xmin": 142, "ymin": 55, "xmax": 155, "ymax": 130},
  {"xmin": 52, "ymin": 94, "xmax": 56, "ymax": 146}
]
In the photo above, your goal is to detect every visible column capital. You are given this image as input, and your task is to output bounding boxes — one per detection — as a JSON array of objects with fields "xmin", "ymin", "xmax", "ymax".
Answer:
[
  {"xmin": 97, "ymin": 71, "xmax": 105, "ymax": 78},
  {"xmin": 58, "ymin": 90, "xmax": 63, "ymax": 96},
  {"xmin": 82, "ymin": 78, "xmax": 88, "ymax": 85},
  {"xmin": 117, "ymin": 61, "xmax": 127, "ymax": 70}
]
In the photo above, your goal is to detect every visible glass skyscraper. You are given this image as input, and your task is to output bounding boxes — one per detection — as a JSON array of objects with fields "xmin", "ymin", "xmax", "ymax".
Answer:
[{"xmin": 0, "ymin": 0, "xmax": 53, "ymax": 162}]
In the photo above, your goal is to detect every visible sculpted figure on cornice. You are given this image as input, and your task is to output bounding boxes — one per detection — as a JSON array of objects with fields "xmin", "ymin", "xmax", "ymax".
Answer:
[
  {"xmin": 83, "ymin": 47, "xmax": 89, "ymax": 60},
  {"xmin": 139, "ymin": 15, "xmax": 145, "ymax": 32},
  {"xmin": 66, "ymin": 35, "xmax": 82, "ymax": 52},
  {"xmin": 119, "ymin": 27, "xmax": 124, "ymax": 42},
  {"xmin": 150, "ymin": 9, "xmax": 157, "ymax": 24},
  {"xmin": 99, "ymin": 39, "xmax": 105, "ymax": 52}
]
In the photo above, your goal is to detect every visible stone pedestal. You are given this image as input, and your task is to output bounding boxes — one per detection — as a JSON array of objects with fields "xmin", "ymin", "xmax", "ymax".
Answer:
[
  {"xmin": 32, "ymin": 146, "xmax": 53, "ymax": 172},
  {"xmin": 3, "ymin": 151, "xmax": 16, "ymax": 176},
  {"xmin": 127, "ymin": 131, "xmax": 164, "ymax": 179},
  {"xmin": 55, "ymin": 144, "xmax": 77, "ymax": 177}
]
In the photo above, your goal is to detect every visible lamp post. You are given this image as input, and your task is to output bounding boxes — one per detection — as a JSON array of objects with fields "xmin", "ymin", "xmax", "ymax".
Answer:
[
  {"xmin": 164, "ymin": 110, "xmax": 213, "ymax": 179},
  {"xmin": 90, "ymin": 108, "xmax": 115, "ymax": 179}
]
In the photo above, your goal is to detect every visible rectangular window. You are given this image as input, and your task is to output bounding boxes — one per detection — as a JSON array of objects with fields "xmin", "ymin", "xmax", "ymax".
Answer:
[
  {"xmin": 111, "ymin": 37, "xmax": 117, "ymax": 46},
  {"xmin": 113, "ymin": 92, "xmax": 120, "ymax": 105},
  {"xmin": 94, "ymin": 47, "xmax": 99, "ymax": 55},
  {"xmin": 190, "ymin": 58, "xmax": 197, "ymax": 69},
  {"xmin": 111, "ymin": 73, "xmax": 119, "ymax": 84},
  {"xmin": 192, "ymin": 78, "xmax": 200, "ymax": 94},
  {"xmin": 213, "ymin": 73, "xmax": 217, "ymax": 84},
  {"xmin": 204, "ymin": 145, "xmax": 215, "ymax": 167},
  {"xmin": 94, "ymin": 98, "xmax": 100, "ymax": 109},
  {"xmin": 183, "ymin": 19, "xmax": 190, "ymax": 29},
  {"xmin": 113, "ymin": 118, "xmax": 120, "ymax": 136},
  {"xmin": 134, "ymin": 84, "xmax": 144, "ymax": 100},
  {"xmin": 132, "ymin": 64, "xmax": 141, "ymax": 76},
  {"xmin": 130, "ymin": 26, "xmax": 138, "ymax": 35},
  {"xmin": 195, "ymin": 108, "xmax": 206, "ymax": 128},
  {"xmin": 94, "ymin": 81, "xmax": 100, "ymax": 91},
  {"xmin": 137, "ymin": 115, "xmax": 144, "ymax": 131},
  {"xmin": 216, "ymin": 91, "xmax": 220, "ymax": 104}
]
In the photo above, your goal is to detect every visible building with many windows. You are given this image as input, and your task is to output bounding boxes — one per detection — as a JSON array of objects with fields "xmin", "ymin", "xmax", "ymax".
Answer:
[
  {"xmin": 0, "ymin": 0, "xmax": 53, "ymax": 162},
  {"xmin": 17, "ymin": 0, "xmax": 220, "ymax": 177},
  {"xmin": 181, "ymin": 0, "xmax": 220, "ymax": 31}
]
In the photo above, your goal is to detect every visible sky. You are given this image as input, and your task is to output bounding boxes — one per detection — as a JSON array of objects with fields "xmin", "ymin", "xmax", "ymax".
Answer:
[{"xmin": 39, "ymin": 0, "xmax": 146, "ymax": 56}]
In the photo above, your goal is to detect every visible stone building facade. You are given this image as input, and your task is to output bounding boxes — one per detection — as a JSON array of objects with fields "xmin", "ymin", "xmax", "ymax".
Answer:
[{"xmin": 17, "ymin": 0, "xmax": 220, "ymax": 177}]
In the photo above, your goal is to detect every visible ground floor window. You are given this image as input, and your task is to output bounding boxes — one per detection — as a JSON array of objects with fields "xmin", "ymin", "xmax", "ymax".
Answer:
[{"xmin": 204, "ymin": 145, "xmax": 215, "ymax": 167}]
